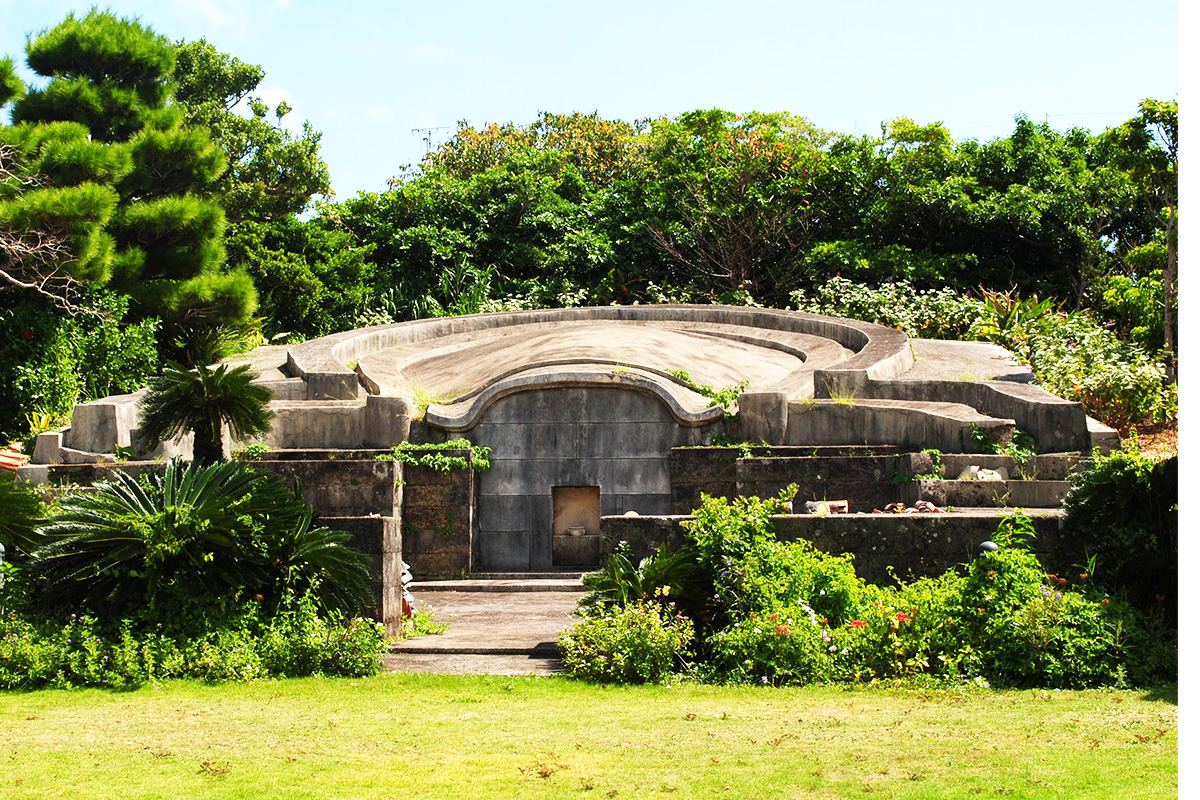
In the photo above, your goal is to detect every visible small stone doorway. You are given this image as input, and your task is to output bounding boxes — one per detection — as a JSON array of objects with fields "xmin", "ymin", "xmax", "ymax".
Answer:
[{"xmin": 552, "ymin": 486, "xmax": 601, "ymax": 567}]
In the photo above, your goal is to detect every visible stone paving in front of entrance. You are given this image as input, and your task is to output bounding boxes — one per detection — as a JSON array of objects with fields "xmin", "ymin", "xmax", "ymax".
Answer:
[{"xmin": 385, "ymin": 581, "xmax": 586, "ymax": 676}]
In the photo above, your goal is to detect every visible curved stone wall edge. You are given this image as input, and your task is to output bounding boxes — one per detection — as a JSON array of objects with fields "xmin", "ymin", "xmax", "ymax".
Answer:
[
  {"xmin": 285, "ymin": 305, "xmax": 912, "ymax": 401},
  {"xmin": 425, "ymin": 370, "xmax": 726, "ymax": 432}
]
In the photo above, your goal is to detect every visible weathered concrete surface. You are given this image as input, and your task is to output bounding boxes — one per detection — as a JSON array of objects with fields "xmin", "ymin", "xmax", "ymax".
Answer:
[
  {"xmin": 905, "ymin": 479, "xmax": 1072, "ymax": 509},
  {"xmin": 286, "ymin": 305, "xmax": 907, "ymax": 405},
  {"xmin": 393, "ymin": 589, "xmax": 584, "ymax": 656},
  {"xmin": 668, "ymin": 445, "xmax": 904, "ymax": 515},
  {"xmin": 34, "ymin": 306, "xmax": 1095, "ymax": 462},
  {"xmin": 384, "ymin": 652, "xmax": 565, "ymax": 676},
  {"xmin": 250, "ymin": 458, "xmax": 401, "ymax": 517},
  {"xmin": 786, "ymin": 399, "xmax": 1015, "ymax": 453},
  {"xmin": 903, "ymin": 339, "xmax": 1035, "ymax": 383},
  {"xmin": 937, "ymin": 453, "xmax": 1081, "ymax": 481}
]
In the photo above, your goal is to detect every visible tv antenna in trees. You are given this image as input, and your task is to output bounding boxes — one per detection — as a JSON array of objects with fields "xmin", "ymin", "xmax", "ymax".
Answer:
[{"xmin": 412, "ymin": 127, "xmax": 453, "ymax": 154}]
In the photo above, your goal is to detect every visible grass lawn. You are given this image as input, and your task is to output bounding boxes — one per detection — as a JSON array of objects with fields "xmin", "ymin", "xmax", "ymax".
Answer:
[{"xmin": 0, "ymin": 674, "xmax": 1176, "ymax": 799}]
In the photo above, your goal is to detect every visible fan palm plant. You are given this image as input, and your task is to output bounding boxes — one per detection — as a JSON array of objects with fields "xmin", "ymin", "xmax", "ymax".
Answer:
[
  {"xmin": 30, "ymin": 459, "xmax": 372, "ymax": 615},
  {"xmin": 138, "ymin": 361, "xmax": 274, "ymax": 463},
  {"xmin": 0, "ymin": 472, "xmax": 42, "ymax": 557}
]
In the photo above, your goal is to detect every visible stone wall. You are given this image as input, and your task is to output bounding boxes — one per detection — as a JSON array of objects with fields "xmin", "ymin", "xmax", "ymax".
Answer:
[
  {"xmin": 464, "ymin": 386, "xmax": 719, "ymax": 572},
  {"xmin": 669, "ymin": 446, "xmax": 918, "ymax": 515},
  {"xmin": 601, "ymin": 511, "xmax": 1075, "ymax": 585},
  {"xmin": 400, "ymin": 455, "xmax": 475, "ymax": 579}
]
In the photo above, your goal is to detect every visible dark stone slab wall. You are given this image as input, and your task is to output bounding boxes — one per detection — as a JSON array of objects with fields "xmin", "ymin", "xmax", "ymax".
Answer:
[
  {"xmin": 736, "ymin": 454, "xmax": 925, "ymax": 513},
  {"xmin": 462, "ymin": 387, "xmax": 720, "ymax": 572},
  {"xmin": 251, "ymin": 459, "xmax": 400, "ymax": 516}
]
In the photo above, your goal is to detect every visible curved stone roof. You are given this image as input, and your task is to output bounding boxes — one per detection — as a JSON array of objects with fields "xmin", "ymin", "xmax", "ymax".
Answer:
[{"xmin": 283, "ymin": 305, "xmax": 915, "ymax": 426}]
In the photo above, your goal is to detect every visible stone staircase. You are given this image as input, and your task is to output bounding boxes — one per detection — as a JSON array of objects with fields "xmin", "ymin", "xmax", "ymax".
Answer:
[{"xmin": 387, "ymin": 574, "xmax": 586, "ymax": 675}]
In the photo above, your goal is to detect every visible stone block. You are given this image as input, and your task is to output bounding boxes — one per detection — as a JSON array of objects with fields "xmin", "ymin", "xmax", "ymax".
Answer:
[
  {"xmin": 31, "ymin": 431, "xmax": 63, "ymax": 464},
  {"xmin": 738, "ymin": 392, "xmax": 789, "ymax": 445},
  {"xmin": 364, "ymin": 395, "xmax": 412, "ymax": 448},
  {"xmin": 478, "ymin": 530, "xmax": 531, "ymax": 572},
  {"xmin": 553, "ymin": 534, "xmax": 601, "ymax": 566}
]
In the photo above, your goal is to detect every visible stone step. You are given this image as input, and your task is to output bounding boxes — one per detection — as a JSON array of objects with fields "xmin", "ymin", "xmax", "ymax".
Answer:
[
  {"xmin": 409, "ymin": 578, "xmax": 585, "ymax": 592},
  {"xmin": 907, "ymin": 479, "xmax": 1072, "ymax": 508},
  {"xmin": 384, "ymin": 652, "xmax": 564, "ymax": 676},
  {"xmin": 390, "ymin": 641, "xmax": 560, "ymax": 655}
]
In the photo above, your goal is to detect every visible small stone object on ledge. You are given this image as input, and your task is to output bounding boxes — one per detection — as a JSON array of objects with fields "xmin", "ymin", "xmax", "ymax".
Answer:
[{"xmin": 804, "ymin": 500, "xmax": 848, "ymax": 515}]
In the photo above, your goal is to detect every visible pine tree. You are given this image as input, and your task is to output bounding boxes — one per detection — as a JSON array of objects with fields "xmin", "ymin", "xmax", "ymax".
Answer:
[{"xmin": 1, "ymin": 11, "xmax": 256, "ymax": 324}]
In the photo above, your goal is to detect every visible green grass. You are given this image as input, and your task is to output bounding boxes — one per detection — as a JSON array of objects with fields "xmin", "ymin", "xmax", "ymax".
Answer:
[{"xmin": 0, "ymin": 676, "xmax": 1176, "ymax": 799}]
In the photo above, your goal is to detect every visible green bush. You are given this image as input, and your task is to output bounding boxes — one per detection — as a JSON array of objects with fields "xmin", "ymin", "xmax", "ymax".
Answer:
[
  {"xmin": 789, "ymin": 277, "xmax": 985, "ymax": 340},
  {"xmin": 1023, "ymin": 312, "xmax": 1175, "ymax": 428},
  {"xmin": 707, "ymin": 605, "xmax": 834, "ymax": 685},
  {"xmin": 258, "ymin": 592, "xmax": 386, "ymax": 678},
  {"xmin": 562, "ymin": 492, "xmax": 1175, "ymax": 689},
  {"xmin": 580, "ymin": 540, "xmax": 701, "ymax": 613},
  {"xmin": 559, "ymin": 601, "xmax": 693, "ymax": 684},
  {"xmin": 0, "ymin": 592, "xmax": 388, "ymax": 690},
  {"xmin": 957, "ymin": 547, "xmax": 1170, "ymax": 688},
  {"xmin": 1062, "ymin": 449, "xmax": 1177, "ymax": 622},
  {"xmin": 831, "ymin": 572, "xmax": 971, "ymax": 682}
]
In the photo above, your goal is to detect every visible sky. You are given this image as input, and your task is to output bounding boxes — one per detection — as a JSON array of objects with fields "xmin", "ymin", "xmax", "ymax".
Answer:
[{"xmin": 0, "ymin": 0, "xmax": 1180, "ymax": 202}]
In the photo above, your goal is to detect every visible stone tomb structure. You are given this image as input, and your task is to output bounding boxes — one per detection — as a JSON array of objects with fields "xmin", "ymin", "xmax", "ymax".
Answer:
[{"xmin": 25, "ymin": 306, "xmax": 1118, "ymax": 634}]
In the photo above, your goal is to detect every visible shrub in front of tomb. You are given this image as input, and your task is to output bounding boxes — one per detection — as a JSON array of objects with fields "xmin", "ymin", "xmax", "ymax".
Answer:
[
  {"xmin": 558, "ymin": 600, "xmax": 694, "ymax": 684},
  {"xmin": 560, "ymin": 491, "xmax": 1175, "ymax": 688},
  {"xmin": 0, "ymin": 461, "xmax": 388, "ymax": 690}
]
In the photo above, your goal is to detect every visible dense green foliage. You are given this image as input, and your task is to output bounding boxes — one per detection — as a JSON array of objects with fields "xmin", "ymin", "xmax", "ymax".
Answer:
[
  {"xmin": 1, "ymin": 12, "xmax": 336, "ymax": 442},
  {"xmin": 562, "ymin": 491, "xmax": 1174, "ymax": 688},
  {"xmin": 0, "ymin": 460, "xmax": 385, "ymax": 689},
  {"xmin": 4, "ymin": 11, "xmax": 252, "ymax": 323},
  {"xmin": 558, "ymin": 601, "xmax": 694, "ymax": 684},
  {"xmin": 25, "ymin": 459, "xmax": 371, "ymax": 615},
  {"xmin": 1062, "ymin": 449, "xmax": 1177, "ymax": 624}
]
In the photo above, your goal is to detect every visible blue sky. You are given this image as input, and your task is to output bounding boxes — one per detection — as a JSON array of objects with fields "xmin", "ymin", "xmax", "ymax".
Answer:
[{"xmin": 0, "ymin": 0, "xmax": 1180, "ymax": 202}]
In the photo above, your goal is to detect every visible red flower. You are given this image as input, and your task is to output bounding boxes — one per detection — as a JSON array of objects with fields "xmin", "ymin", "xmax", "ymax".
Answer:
[
  {"xmin": 848, "ymin": 620, "xmax": 867, "ymax": 629},
  {"xmin": 775, "ymin": 625, "xmax": 791, "ymax": 636},
  {"xmin": 896, "ymin": 612, "xmax": 912, "ymax": 623},
  {"xmin": 24, "ymin": 329, "xmax": 33, "ymax": 340}
]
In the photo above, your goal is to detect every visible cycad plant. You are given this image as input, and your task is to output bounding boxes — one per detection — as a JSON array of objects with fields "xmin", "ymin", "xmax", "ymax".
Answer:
[
  {"xmin": 139, "ymin": 361, "xmax": 273, "ymax": 463},
  {"xmin": 30, "ymin": 459, "xmax": 371, "ymax": 616}
]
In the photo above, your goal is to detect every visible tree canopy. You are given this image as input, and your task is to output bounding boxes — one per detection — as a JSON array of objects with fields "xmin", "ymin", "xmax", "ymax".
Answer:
[{"xmin": 2, "ymin": 11, "xmax": 255, "ymax": 325}]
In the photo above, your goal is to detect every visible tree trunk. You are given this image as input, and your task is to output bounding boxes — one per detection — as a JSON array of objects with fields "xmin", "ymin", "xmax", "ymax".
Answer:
[{"xmin": 1164, "ymin": 204, "xmax": 1177, "ymax": 384}]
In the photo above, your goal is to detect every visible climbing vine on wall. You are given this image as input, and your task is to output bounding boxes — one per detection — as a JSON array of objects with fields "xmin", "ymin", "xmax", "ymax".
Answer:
[{"xmin": 377, "ymin": 439, "xmax": 492, "ymax": 472}]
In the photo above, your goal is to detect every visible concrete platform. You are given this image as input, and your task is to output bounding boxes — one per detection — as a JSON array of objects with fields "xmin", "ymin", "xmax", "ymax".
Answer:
[{"xmin": 389, "ymin": 588, "xmax": 585, "ymax": 676}]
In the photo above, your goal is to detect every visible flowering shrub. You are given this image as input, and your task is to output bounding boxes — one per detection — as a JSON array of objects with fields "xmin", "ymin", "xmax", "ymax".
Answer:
[
  {"xmin": 559, "ymin": 601, "xmax": 693, "ymax": 684},
  {"xmin": 562, "ymin": 492, "xmax": 1175, "ymax": 688},
  {"xmin": 957, "ymin": 547, "xmax": 1170, "ymax": 688},
  {"xmin": 790, "ymin": 277, "xmax": 984, "ymax": 340},
  {"xmin": 708, "ymin": 605, "xmax": 834, "ymax": 685}
]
